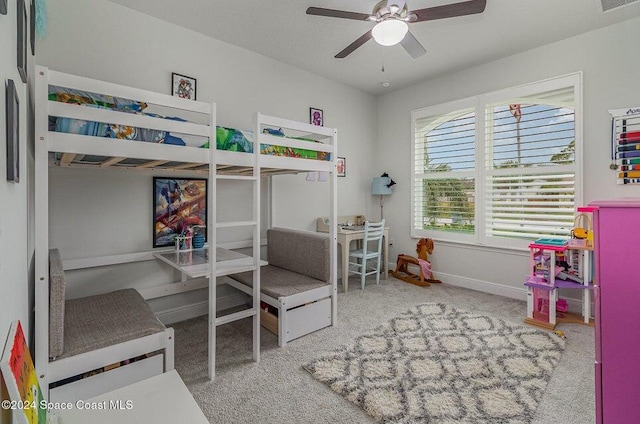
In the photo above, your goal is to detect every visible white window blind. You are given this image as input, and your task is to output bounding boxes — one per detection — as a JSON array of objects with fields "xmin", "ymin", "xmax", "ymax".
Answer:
[
  {"xmin": 412, "ymin": 101, "xmax": 477, "ymax": 244},
  {"xmin": 411, "ymin": 74, "xmax": 581, "ymax": 249},
  {"xmin": 485, "ymin": 86, "xmax": 576, "ymax": 245}
]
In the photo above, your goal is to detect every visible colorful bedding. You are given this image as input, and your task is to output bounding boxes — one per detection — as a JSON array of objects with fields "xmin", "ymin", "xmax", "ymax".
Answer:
[
  {"xmin": 48, "ymin": 85, "xmax": 200, "ymax": 146},
  {"xmin": 48, "ymin": 86, "xmax": 329, "ymax": 159},
  {"xmin": 214, "ymin": 126, "xmax": 330, "ymax": 160}
]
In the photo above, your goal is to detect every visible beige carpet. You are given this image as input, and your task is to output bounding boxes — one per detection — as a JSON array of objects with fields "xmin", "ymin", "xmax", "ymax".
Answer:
[
  {"xmin": 172, "ymin": 278, "xmax": 595, "ymax": 424},
  {"xmin": 304, "ymin": 303, "xmax": 566, "ymax": 423}
]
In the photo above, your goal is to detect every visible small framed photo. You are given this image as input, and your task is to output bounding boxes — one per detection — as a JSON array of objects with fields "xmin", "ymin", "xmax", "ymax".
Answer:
[
  {"xmin": 337, "ymin": 157, "xmax": 346, "ymax": 177},
  {"xmin": 17, "ymin": 0, "xmax": 28, "ymax": 83},
  {"xmin": 6, "ymin": 79, "xmax": 19, "ymax": 183},
  {"xmin": 310, "ymin": 107, "xmax": 323, "ymax": 126},
  {"xmin": 172, "ymin": 73, "xmax": 197, "ymax": 100},
  {"xmin": 1, "ymin": 0, "xmax": 7, "ymax": 15}
]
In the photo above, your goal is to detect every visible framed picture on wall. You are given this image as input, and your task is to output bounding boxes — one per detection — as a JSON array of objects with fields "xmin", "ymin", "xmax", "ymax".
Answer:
[
  {"xmin": 310, "ymin": 107, "xmax": 323, "ymax": 126},
  {"xmin": 6, "ymin": 79, "xmax": 20, "ymax": 183},
  {"xmin": 171, "ymin": 73, "xmax": 197, "ymax": 100},
  {"xmin": 17, "ymin": 0, "xmax": 27, "ymax": 83},
  {"xmin": 337, "ymin": 157, "xmax": 346, "ymax": 177},
  {"xmin": 153, "ymin": 177, "xmax": 208, "ymax": 248},
  {"xmin": 0, "ymin": 321, "xmax": 48, "ymax": 424},
  {"xmin": 30, "ymin": 0, "xmax": 35, "ymax": 55}
]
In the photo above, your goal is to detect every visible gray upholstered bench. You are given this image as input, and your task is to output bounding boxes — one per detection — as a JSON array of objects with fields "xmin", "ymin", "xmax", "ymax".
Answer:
[
  {"xmin": 228, "ymin": 228, "xmax": 333, "ymax": 347},
  {"xmin": 47, "ymin": 249, "xmax": 174, "ymax": 402}
]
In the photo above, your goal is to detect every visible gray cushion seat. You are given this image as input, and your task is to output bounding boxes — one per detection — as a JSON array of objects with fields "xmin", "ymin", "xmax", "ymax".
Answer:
[
  {"xmin": 60, "ymin": 288, "xmax": 166, "ymax": 359},
  {"xmin": 231, "ymin": 227, "xmax": 330, "ymax": 299},
  {"xmin": 232, "ymin": 266, "xmax": 329, "ymax": 299},
  {"xmin": 49, "ymin": 248, "xmax": 166, "ymax": 360}
]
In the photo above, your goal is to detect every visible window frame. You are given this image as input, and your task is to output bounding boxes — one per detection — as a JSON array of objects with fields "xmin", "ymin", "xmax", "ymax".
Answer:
[{"xmin": 411, "ymin": 73, "xmax": 583, "ymax": 250}]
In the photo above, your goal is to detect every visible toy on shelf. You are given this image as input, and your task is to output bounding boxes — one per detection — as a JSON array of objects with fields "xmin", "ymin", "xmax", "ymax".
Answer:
[
  {"xmin": 568, "ymin": 210, "xmax": 595, "ymax": 248},
  {"xmin": 524, "ymin": 236, "xmax": 594, "ymax": 330}
]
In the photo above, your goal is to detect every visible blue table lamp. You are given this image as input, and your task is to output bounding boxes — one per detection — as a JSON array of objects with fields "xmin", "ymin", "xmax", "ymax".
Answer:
[{"xmin": 371, "ymin": 173, "xmax": 396, "ymax": 219}]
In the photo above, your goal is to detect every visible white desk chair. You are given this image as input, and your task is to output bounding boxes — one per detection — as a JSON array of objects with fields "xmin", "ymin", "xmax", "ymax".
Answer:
[{"xmin": 347, "ymin": 220, "xmax": 385, "ymax": 290}]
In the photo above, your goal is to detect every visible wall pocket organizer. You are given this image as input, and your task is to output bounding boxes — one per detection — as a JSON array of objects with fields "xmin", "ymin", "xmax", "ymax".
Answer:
[{"xmin": 610, "ymin": 107, "xmax": 640, "ymax": 185}]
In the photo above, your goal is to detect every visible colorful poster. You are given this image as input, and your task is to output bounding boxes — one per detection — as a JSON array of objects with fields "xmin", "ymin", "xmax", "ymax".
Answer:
[
  {"xmin": 0, "ymin": 321, "xmax": 46, "ymax": 424},
  {"xmin": 153, "ymin": 177, "xmax": 208, "ymax": 248}
]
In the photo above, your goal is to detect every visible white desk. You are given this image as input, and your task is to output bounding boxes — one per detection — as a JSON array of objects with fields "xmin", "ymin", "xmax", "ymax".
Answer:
[
  {"xmin": 153, "ymin": 246, "xmax": 267, "ymax": 380},
  {"xmin": 320, "ymin": 227, "xmax": 389, "ymax": 293},
  {"xmin": 154, "ymin": 246, "xmax": 266, "ymax": 278},
  {"xmin": 54, "ymin": 370, "xmax": 208, "ymax": 424}
]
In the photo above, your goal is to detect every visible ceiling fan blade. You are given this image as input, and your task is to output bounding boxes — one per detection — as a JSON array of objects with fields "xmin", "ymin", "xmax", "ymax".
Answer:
[
  {"xmin": 412, "ymin": 0, "xmax": 486, "ymax": 22},
  {"xmin": 306, "ymin": 7, "xmax": 371, "ymax": 21},
  {"xmin": 400, "ymin": 30, "xmax": 426, "ymax": 59},
  {"xmin": 335, "ymin": 30, "xmax": 373, "ymax": 58}
]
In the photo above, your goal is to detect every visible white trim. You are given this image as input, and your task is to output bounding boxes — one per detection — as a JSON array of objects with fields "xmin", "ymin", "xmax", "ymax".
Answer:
[{"xmin": 437, "ymin": 272, "xmax": 527, "ymax": 300}]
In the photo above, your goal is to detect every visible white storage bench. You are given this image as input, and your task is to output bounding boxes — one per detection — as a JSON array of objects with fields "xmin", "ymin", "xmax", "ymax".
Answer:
[
  {"xmin": 47, "ymin": 249, "xmax": 174, "ymax": 402},
  {"xmin": 227, "ymin": 228, "xmax": 332, "ymax": 347}
]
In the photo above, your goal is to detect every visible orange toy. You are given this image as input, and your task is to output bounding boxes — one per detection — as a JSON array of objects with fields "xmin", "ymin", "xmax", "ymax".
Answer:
[{"xmin": 391, "ymin": 238, "xmax": 442, "ymax": 287}]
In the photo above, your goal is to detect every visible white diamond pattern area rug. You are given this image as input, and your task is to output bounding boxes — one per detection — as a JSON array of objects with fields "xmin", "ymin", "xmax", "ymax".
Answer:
[{"xmin": 303, "ymin": 303, "xmax": 566, "ymax": 423}]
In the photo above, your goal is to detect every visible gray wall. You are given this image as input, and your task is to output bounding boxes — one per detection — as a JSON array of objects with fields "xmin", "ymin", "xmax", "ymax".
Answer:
[
  {"xmin": 35, "ymin": 0, "xmax": 377, "ymax": 318},
  {"xmin": 376, "ymin": 17, "xmax": 640, "ymax": 300},
  {"xmin": 0, "ymin": 0, "xmax": 31, "ymax": 362},
  {"xmin": 0, "ymin": 1, "xmax": 32, "ymax": 421},
  {"xmin": 5, "ymin": 0, "xmax": 637, "ymax": 339}
]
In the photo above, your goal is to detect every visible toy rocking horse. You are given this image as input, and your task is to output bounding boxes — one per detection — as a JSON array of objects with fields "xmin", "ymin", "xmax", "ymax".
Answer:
[{"xmin": 391, "ymin": 238, "xmax": 442, "ymax": 287}]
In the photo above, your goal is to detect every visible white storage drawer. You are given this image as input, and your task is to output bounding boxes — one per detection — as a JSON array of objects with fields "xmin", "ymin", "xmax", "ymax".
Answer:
[{"xmin": 49, "ymin": 354, "xmax": 164, "ymax": 403}]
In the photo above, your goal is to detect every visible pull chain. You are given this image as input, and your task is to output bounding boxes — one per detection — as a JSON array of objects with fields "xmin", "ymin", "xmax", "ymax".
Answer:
[{"xmin": 381, "ymin": 47, "xmax": 385, "ymax": 72}]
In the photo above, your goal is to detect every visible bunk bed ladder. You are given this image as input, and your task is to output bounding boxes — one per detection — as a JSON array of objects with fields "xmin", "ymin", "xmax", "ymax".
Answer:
[{"xmin": 208, "ymin": 113, "xmax": 262, "ymax": 379}]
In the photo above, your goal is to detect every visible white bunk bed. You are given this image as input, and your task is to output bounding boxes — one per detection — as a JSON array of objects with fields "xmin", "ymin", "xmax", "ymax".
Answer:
[{"xmin": 34, "ymin": 66, "xmax": 338, "ymax": 397}]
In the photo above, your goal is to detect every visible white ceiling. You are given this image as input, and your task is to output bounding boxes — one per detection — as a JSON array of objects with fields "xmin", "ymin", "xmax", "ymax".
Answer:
[{"xmin": 107, "ymin": 0, "xmax": 640, "ymax": 96}]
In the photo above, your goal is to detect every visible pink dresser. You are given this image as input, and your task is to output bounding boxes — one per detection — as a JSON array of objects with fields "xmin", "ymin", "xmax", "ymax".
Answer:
[{"xmin": 591, "ymin": 199, "xmax": 640, "ymax": 424}]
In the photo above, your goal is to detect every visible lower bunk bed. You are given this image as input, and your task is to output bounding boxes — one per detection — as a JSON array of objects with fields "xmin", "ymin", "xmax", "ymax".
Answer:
[{"xmin": 226, "ymin": 228, "xmax": 333, "ymax": 347}]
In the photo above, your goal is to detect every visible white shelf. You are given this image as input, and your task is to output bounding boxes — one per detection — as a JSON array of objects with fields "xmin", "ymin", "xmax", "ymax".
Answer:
[{"xmin": 216, "ymin": 221, "xmax": 257, "ymax": 228}]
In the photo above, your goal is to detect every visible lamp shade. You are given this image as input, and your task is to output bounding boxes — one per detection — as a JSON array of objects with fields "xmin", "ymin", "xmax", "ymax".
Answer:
[
  {"xmin": 372, "ymin": 177, "xmax": 393, "ymax": 195},
  {"xmin": 371, "ymin": 19, "xmax": 408, "ymax": 46}
]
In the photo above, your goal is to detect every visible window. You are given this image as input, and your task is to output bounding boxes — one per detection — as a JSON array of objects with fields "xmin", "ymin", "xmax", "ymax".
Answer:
[{"xmin": 411, "ymin": 74, "xmax": 581, "ymax": 249}]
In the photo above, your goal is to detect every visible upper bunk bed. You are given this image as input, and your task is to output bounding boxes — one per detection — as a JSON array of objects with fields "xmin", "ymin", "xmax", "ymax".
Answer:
[
  {"xmin": 35, "ymin": 66, "xmax": 336, "ymax": 176},
  {"xmin": 34, "ymin": 66, "xmax": 339, "ymax": 385}
]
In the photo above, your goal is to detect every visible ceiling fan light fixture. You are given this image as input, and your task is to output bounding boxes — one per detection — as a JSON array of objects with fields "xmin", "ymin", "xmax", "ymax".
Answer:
[{"xmin": 371, "ymin": 19, "xmax": 408, "ymax": 46}]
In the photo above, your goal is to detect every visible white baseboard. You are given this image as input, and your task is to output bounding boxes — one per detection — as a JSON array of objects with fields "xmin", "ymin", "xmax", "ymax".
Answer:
[
  {"xmin": 435, "ymin": 272, "xmax": 589, "ymax": 315},
  {"xmin": 156, "ymin": 293, "xmax": 248, "ymax": 325},
  {"xmin": 435, "ymin": 272, "xmax": 527, "ymax": 301}
]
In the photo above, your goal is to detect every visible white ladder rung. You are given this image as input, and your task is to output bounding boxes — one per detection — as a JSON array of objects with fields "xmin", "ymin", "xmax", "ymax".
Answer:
[
  {"xmin": 215, "ymin": 309, "xmax": 257, "ymax": 326},
  {"xmin": 216, "ymin": 221, "xmax": 257, "ymax": 228}
]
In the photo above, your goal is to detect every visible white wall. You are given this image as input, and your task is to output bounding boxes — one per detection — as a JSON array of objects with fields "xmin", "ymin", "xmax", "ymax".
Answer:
[
  {"xmin": 34, "ymin": 0, "xmax": 639, "ymax": 319},
  {"xmin": 376, "ymin": 18, "xmax": 640, "ymax": 300},
  {"xmin": 0, "ymin": 1, "xmax": 32, "ymax": 421},
  {"xmin": 36, "ymin": 0, "xmax": 377, "ymax": 317}
]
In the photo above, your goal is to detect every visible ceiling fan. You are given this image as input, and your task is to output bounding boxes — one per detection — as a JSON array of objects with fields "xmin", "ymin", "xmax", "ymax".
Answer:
[{"xmin": 306, "ymin": 0, "xmax": 486, "ymax": 59}]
